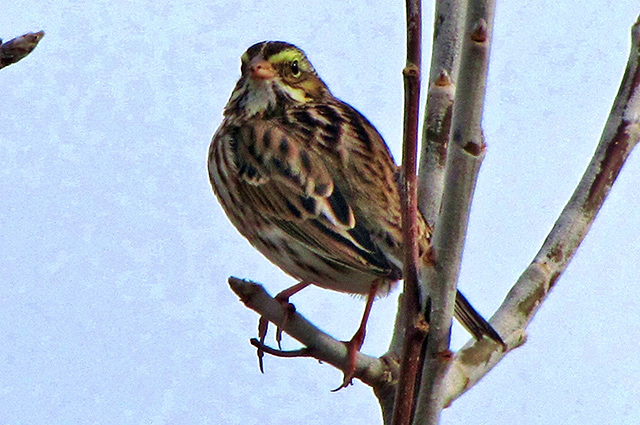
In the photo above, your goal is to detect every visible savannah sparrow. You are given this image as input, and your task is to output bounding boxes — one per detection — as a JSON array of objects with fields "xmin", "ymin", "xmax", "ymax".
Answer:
[{"xmin": 208, "ymin": 41, "xmax": 503, "ymax": 388}]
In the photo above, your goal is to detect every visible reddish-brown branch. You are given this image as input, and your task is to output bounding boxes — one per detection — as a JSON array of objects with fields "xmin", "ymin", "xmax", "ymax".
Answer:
[{"xmin": 392, "ymin": 0, "xmax": 424, "ymax": 424}]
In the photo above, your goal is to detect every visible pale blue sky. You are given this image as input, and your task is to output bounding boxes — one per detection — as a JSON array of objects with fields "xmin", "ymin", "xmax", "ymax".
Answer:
[{"xmin": 1, "ymin": 1, "xmax": 639, "ymax": 424}]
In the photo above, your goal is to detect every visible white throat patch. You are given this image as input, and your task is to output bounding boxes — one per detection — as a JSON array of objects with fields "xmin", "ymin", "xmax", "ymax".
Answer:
[{"xmin": 243, "ymin": 79, "xmax": 278, "ymax": 117}]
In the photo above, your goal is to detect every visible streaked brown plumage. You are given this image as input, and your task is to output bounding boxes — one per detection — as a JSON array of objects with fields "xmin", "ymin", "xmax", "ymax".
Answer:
[{"xmin": 208, "ymin": 41, "xmax": 503, "ymax": 387}]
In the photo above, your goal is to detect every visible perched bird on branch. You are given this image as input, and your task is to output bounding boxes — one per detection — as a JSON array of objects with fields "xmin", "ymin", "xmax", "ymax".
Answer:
[{"xmin": 208, "ymin": 41, "xmax": 503, "ymax": 389}]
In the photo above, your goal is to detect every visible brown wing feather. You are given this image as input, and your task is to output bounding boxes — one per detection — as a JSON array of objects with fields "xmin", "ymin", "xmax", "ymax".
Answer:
[
  {"xmin": 287, "ymin": 101, "xmax": 427, "ymax": 264},
  {"xmin": 230, "ymin": 113, "xmax": 397, "ymax": 277}
]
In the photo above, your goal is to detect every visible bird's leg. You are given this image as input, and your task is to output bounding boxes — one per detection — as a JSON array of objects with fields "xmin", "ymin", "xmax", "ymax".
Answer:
[
  {"xmin": 333, "ymin": 281, "xmax": 379, "ymax": 391},
  {"xmin": 273, "ymin": 282, "xmax": 311, "ymax": 348},
  {"xmin": 257, "ymin": 281, "xmax": 311, "ymax": 372}
]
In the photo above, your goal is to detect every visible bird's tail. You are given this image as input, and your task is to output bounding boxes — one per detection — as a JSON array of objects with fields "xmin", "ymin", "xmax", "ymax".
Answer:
[{"xmin": 454, "ymin": 290, "xmax": 506, "ymax": 349}]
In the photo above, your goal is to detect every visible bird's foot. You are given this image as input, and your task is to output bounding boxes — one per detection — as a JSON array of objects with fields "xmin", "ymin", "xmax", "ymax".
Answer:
[
  {"xmin": 332, "ymin": 329, "xmax": 365, "ymax": 392},
  {"xmin": 257, "ymin": 282, "xmax": 310, "ymax": 372}
]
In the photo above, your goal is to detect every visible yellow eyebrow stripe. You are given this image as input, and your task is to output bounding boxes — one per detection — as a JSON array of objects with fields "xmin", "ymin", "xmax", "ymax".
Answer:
[{"xmin": 268, "ymin": 50, "xmax": 301, "ymax": 64}]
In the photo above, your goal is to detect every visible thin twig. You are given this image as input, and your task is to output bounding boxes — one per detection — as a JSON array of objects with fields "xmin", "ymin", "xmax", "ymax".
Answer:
[
  {"xmin": 391, "ymin": 0, "xmax": 424, "ymax": 424},
  {"xmin": 441, "ymin": 13, "xmax": 640, "ymax": 406},
  {"xmin": 414, "ymin": 0, "xmax": 497, "ymax": 422}
]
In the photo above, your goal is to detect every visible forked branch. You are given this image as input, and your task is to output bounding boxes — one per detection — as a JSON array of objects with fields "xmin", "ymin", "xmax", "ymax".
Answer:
[
  {"xmin": 440, "ymin": 13, "xmax": 640, "ymax": 406},
  {"xmin": 225, "ymin": 9, "xmax": 640, "ymax": 425}
]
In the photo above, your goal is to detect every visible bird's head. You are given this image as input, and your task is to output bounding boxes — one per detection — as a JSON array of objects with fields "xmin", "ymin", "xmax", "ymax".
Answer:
[{"xmin": 225, "ymin": 41, "xmax": 331, "ymax": 118}]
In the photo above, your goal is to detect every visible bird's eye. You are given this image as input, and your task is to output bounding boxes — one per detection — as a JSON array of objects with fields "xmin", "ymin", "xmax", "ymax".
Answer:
[{"xmin": 290, "ymin": 60, "xmax": 300, "ymax": 77}]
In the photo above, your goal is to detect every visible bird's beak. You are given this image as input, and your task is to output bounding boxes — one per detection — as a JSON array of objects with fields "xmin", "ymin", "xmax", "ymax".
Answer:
[{"xmin": 248, "ymin": 57, "xmax": 277, "ymax": 81}]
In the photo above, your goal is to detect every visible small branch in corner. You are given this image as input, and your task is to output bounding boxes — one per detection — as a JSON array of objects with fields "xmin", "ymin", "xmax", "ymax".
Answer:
[{"xmin": 0, "ymin": 31, "xmax": 44, "ymax": 70}]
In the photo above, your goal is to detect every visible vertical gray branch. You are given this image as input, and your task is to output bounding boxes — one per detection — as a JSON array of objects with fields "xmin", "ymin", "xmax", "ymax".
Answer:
[
  {"xmin": 418, "ymin": 0, "xmax": 467, "ymax": 222},
  {"xmin": 414, "ymin": 1, "xmax": 496, "ymax": 423},
  {"xmin": 418, "ymin": 72, "xmax": 455, "ymax": 225}
]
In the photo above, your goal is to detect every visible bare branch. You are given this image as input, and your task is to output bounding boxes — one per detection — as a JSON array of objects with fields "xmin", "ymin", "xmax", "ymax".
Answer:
[
  {"xmin": 223, "ymin": 9, "xmax": 640, "ymax": 425},
  {"xmin": 227, "ymin": 277, "xmax": 397, "ymax": 389},
  {"xmin": 418, "ymin": 71, "xmax": 455, "ymax": 225},
  {"xmin": 399, "ymin": 0, "xmax": 423, "ymax": 312},
  {"xmin": 426, "ymin": 0, "xmax": 467, "ymax": 85},
  {"xmin": 442, "ymin": 13, "xmax": 640, "ymax": 406},
  {"xmin": 0, "ymin": 31, "xmax": 44, "ymax": 70},
  {"xmin": 392, "ymin": 0, "xmax": 425, "ymax": 423},
  {"xmin": 418, "ymin": 0, "xmax": 467, "ymax": 221},
  {"xmin": 414, "ymin": 1, "xmax": 497, "ymax": 422}
]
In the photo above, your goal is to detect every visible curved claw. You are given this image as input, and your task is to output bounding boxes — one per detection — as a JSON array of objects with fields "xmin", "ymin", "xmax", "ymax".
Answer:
[
  {"xmin": 275, "ymin": 302, "xmax": 296, "ymax": 349},
  {"xmin": 257, "ymin": 316, "xmax": 269, "ymax": 373},
  {"xmin": 332, "ymin": 281, "xmax": 378, "ymax": 391},
  {"xmin": 331, "ymin": 337, "xmax": 362, "ymax": 391},
  {"xmin": 254, "ymin": 281, "xmax": 310, "ymax": 372}
]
